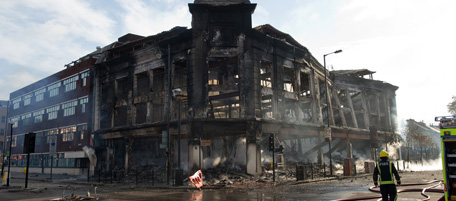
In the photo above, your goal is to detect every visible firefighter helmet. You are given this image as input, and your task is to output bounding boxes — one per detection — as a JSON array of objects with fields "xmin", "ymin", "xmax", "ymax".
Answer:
[{"xmin": 379, "ymin": 150, "xmax": 389, "ymax": 158}]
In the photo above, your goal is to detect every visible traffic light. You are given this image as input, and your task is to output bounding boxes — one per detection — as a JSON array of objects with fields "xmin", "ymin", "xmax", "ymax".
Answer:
[
  {"xmin": 268, "ymin": 134, "xmax": 274, "ymax": 152},
  {"xmin": 276, "ymin": 145, "xmax": 284, "ymax": 153},
  {"xmin": 23, "ymin": 132, "xmax": 36, "ymax": 154}
]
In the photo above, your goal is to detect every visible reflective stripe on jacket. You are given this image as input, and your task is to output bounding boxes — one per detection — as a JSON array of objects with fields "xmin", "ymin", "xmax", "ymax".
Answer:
[
  {"xmin": 377, "ymin": 161, "xmax": 395, "ymax": 185},
  {"xmin": 373, "ymin": 159, "xmax": 400, "ymax": 186}
]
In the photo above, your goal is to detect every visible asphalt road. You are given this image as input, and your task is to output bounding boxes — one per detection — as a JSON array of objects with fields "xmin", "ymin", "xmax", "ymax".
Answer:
[{"xmin": 0, "ymin": 170, "xmax": 444, "ymax": 201}]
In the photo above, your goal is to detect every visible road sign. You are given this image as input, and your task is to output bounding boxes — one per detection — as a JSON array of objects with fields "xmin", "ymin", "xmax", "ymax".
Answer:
[
  {"xmin": 49, "ymin": 135, "xmax": 57, "ymax": 156},
  {"xmin": 325, "ymin": 127, "xmax": 332, "ymax": 142},
  {"xmin": 200, "ymin": 140, "xmax": 211, "ymax": 146}
]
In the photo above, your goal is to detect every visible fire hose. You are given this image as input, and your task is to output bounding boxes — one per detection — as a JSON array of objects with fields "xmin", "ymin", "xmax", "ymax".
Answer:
[{"xmin": 335, "ymin": 180, "xmax": 445, "ymax": 201}]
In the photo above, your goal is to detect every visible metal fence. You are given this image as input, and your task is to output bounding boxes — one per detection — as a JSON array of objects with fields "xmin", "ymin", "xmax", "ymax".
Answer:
[{"xmin": 295, "ymin": 163, "xmax": 330, "ymax": 181}]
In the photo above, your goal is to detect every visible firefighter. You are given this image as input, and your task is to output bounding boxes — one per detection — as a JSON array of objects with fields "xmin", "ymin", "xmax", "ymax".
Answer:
[{"xmin": 373, "ymin": 150, "xmax": 401, "ymax": 201}]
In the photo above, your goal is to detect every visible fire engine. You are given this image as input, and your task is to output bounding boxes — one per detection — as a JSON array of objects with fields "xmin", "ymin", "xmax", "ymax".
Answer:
[{"xmin": 436, "ymin": 115, "xmax": 456, "ymax": 201}]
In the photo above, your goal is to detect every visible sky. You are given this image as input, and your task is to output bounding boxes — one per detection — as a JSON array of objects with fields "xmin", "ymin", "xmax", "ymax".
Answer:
[{"xmin": 1, "ymin": 0, "xmax": 455, "ymax": 130}]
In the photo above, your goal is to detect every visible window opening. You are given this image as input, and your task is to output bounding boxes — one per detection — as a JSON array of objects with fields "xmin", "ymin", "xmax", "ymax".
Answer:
[
  {"xmin": 48, "ymin": 82, "xmax": 61, "ymax": 97},
  {"xmin": 207, "ymin": 57, "xmax": 239, "ymax": 119},
  {"xmin": 35, "ymin": 88, "xmax": 46, "ymax": 102},
  {"xmin": 62, "ymin": 100, "xmax": 78, "ymax": 117},
  {"xmin": 61, "ymin": 126, "xmax": 76, "ymax": 142},
  {"xmin": 24, "ymin": 94, "xmax": 33, "ymax": 106},
  {"xmin": 81, "ymin": 71, "xmax": 89, "ymax": 87},
  {"xmin": 64, "ymin": 75, "xmax": 79, "ymax": 92},
  {"xmin": 47, "ymin": 105, "xmax": 60, "ymax": 120},
  {"xmin": 12, "ymin": 98, "xmax": 21, "ymax": 109}
]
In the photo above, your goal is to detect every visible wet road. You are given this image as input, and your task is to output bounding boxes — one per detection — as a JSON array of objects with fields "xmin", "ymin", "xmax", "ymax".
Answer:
[
  {"xmin": 99, "ymin": 179, "xmax": 443, "ymax": 201},
  {"xmin": 0, "ymin": 170, "xmax": 444, "ymax": 201},
  {"xmin": 99, "ymin": 181, "xmax": 365, "ymax": 201}
]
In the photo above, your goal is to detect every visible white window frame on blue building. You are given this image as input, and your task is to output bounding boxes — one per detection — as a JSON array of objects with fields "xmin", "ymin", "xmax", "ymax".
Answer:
[
  {"xmin": 35, "ymin": 88, "xmax": 46, "ymax": 102},
  {"xmin": 11, "ymin": 117, "xmax": 19, "ymax": 128},
  {"xmin": 23, "ymin": 93, "xmax": 33, "ymax": 106},
  {"xmin": 48, "ymin": 82, "xmax": 61, "ymax": 98},
  {"xmin": 80, "ymin": 71, "xmax": 89, "ymax": 87},
  {"xmin": 33, "ymin": 109, "xmax": 45, "ymax": 123},
  {"xmin": 62, "ymin": 100, "xmax": 78, "ymax": 117},
  {"xmin": 77, "ymin": 124, "xmax": 87, "ymax": 140},
  {"xmin": 79, "ymin": 97, "xmax": 88, "ymax": 113},
  {"xmin": 21, "ymin": 113, "xmax": 32, "ymax": 126},
  {"xmin": 61, "ymin": 126, "xmax": 76, "ymax": 142},
  {"xmin": 46, "ymin": 105, "xmax": 60, "ymax": 120},
  {"xmin": 45, "ymin": 128, "xmax": 59, "ymax": 144},
  {"xmin": 12, "ymin": 98, "xmax": 21, "ymax": 109},
  {"xmin": 64, "ymin": 75, "xmax": 79, "ymax": 92}
]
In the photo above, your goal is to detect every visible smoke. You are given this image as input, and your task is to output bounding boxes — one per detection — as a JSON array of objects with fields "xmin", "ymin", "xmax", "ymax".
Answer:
[
  {"xmin": 386, "ymin": 142, "xmax": 403, "ymax": 160},
  {"xmin": 405, "ymin": 157, "xmax": 443, "ymax": 171},
  {"xmin": 353, "ymin": 156, "xmax": 370, "ymax": 173},
  {"xmin": 202, "ymin": 137, "xmax": 246, "ymax": 169}
]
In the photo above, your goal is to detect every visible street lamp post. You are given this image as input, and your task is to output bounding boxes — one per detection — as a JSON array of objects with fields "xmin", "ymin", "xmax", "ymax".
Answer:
[
  {"xmin": 165, "ymin": 44, "xmax": 171, "ymax": 185},
  {"xmin": 6, "ymin": 121, "xmax": 13, "ymax": 186},
  {"xmin": 177, "ymin": 99, "xmax": 181, "ymax": 170},
  {"xmin": 172, "ymin": 88, "xmax": 186, "ymax": 186},
  {"xmin": 323, "ymin": 49, "xmax": 342, "ymax": 176}
]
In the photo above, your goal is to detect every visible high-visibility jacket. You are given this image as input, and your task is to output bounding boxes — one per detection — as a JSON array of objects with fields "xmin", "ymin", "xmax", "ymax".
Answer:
[{"xmin": 373, "ymin": 159, "xmax": 401, "ymax": 186}]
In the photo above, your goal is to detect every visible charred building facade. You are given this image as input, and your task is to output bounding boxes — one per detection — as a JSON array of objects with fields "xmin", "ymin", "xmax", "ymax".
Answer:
[
  {"xmin": 3, "ymin": 0, "xmax": 399, "ymax": 179},
  {"xmin": 92, "ymin": 0, "xmax": 399, "ymax": 180}
]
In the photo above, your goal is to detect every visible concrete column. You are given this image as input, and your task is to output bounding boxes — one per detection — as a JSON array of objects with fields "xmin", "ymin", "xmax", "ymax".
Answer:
[
  {"xmin": 188, "ymin": 142, "xmax": 202, "ymax": 174},
  {"xmin": 345, "ymin": 90, "xmax": 358, "ymax": 128},
  {"xmin": 93, "ymin": 75, "xmax": 100, "ymax": 131},
  {"xmin": 346, "ymin": 142, "xmax": 353, "ymax": 158},
  {"xmin": 246, "ymin": 120, "xmax": 260, "ymax": 176},
  {"xmin": 318, "ymin": 131, "xmax": 324, "ymax": 166},
  {"xmin": 361, "ymin": 91, "xmax": 370, "ymax": 129},
  {"xmin": 124, "ymin": 144, "xmax": 129, "ymax": 172},
  {"xmin": 309, "ymin": 69, "xmax": 321, "ymax": 124},
  {"xmin": 246, "ymin": 142, "xmax": 259, "ymax": 176}
]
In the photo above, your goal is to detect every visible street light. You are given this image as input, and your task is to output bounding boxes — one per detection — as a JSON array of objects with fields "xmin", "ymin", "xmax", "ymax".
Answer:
[
  {"xmin": 6, "ymin": 121, "xmax": 14, "ymax": 186},
  {"xmin": 172, "ymin": 88, "xmax": 186, "ymax": 186},
  {"xmin": 323, "ymin": 49, "xmax": 342, "ymax": 176}
]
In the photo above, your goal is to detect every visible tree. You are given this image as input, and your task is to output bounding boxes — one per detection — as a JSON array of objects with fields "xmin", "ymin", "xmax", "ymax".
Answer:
[
  {"xmin": 403, "ymin": 120, "xmax": 437, "ymax": 164},
  {"xmin": 387, "ymin": 132, "xmax": 403, "ymax": 145},
  {"xmin": 448, "ymin": 96, "xmax": 456, "ymax": 115},
  {"xmin": 402, "ymin": 121, "xmax": 418, "ymax": 162}
]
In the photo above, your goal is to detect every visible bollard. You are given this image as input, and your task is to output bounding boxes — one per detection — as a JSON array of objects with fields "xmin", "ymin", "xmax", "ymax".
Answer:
[
  {"xmin": 304, "ymin": 165, "xmax": 307, "ymax": 180},
  {"xmin": 135, "ymin": 169, "xmax": 138, "ymax": 185},
  {"xmin": 323, "ymin": 163, "xmax": 326, "ymax": 177},
  {"xmin": 152, "ymin": 169, "xmax": 155, "ymax": 186},
  {"xmin": 175, "ymin": 169, "xmax": 184, "ymax": 186},
  {"xmin": 296, "ymin": 165, "xmax": 304, "ymax": 181},
  {"xmin": 311, "ymin": 163, "xmax": 314, "ymax": 179},
  {"xmin": 343, "ymin": 158, "xmax": 355, "ymax": 176}
]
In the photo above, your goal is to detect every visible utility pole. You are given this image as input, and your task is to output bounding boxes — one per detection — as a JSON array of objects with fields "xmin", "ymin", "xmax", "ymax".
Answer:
[
  {"xmin": 166, "ymin": 44, "xmax": 171, "ymax": 185},
  {"xmin": 269, "ymin": 134, "xmax": 275, "ymax": 182},
  {"xmin": 6, "ymin": 122, "xmax": 13, "ymax": 186},
  {"xmin": 323, "ymin": 49, "xmax": 342, "ymax": 176}
]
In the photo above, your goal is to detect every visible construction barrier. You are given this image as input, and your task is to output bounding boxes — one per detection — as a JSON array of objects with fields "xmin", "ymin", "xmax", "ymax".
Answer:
[{"xmin": 189, "ymin": 170, "xmax": 203, "ymax": 189}]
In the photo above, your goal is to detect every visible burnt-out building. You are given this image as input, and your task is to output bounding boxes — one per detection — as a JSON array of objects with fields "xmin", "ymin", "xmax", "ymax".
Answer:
[
  {"xmin": 92, "ymin": 0, "xmax": 398, "ymax": 180},
  {"xmin": 6, "ymin": 53, "xmax": 97, "ymax": 175}
]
